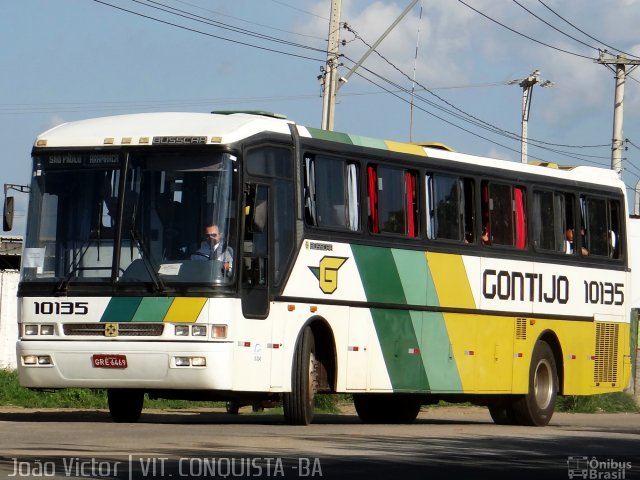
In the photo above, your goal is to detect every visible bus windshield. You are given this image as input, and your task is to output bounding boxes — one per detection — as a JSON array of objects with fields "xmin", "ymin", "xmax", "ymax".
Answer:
[{"xmin": 22, "ymin": 151, "xmax": 237, "ymax": 288}]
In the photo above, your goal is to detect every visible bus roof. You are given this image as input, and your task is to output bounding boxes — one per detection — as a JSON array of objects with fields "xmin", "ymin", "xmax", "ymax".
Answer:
[
  {"xmin": 34, "ymin": 112, "xmax": 294, "ymax": 149},
  {"xmin": 34, "ymin": 111, "xmax": 622, "ymax": 189}
]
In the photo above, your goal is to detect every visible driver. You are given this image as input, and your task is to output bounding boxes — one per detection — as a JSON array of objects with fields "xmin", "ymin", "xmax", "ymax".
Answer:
[{"xmin": 191, "ymin": 224, "xmax": 233, "ymax": 272}]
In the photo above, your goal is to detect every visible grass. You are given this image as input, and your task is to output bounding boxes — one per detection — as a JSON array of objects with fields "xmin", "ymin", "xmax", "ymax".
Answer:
[
  {"xmin": 0, "ymin": 369, "xmax": 343, "ymax": 412},
  {"xmin": 2, "ymin": 369, "xmax": 637, "ymax": 413},
  {"xmin": 556, "ymin": 392, "xmax": 639, "ymax": 413}
]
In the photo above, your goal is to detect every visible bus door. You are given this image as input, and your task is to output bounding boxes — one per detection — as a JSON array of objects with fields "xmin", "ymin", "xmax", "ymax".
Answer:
[{"xmin": 241, "ymin": 183, "xmax": 270, "ymax": 319}]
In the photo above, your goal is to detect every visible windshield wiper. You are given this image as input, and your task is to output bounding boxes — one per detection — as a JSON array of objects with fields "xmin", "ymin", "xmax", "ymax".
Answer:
[
  {"xmin": 130, "ymin": 228, "xmax": 166, "ymax": 293},
  {"xmin": 54, "ymin": 237, "xmax": 96, "ymax": 294}
]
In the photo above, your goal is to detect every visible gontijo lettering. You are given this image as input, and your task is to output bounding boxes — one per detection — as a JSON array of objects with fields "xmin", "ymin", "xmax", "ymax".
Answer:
[
  {"xmin": 482, "ymin": 269, "xmax": 569, "ymax": 304},
  {"xmin": 482, "ymin": 269, "xmax": 624, "ymax": 306}
]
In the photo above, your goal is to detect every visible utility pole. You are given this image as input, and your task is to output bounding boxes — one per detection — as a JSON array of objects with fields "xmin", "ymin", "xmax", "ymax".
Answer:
[
  {"xmin": 595, "ymin": 52, "xmax": 640, "ymax": 175},
  {"xmin": 338, "ymin": 0, "xmax": 418, "ymax": 91},
  {"xmin": 321, "ymin": 0, "xmax": 342, "ymax": 131},
  {"xmin": 509, "ymin": 70, "xmax": 554, "ymax": 164}
]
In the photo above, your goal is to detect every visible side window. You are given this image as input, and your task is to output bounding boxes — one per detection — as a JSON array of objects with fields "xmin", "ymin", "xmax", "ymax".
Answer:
[
  {"xmin": 533, "ymin": 190, "xmax": 570, "ymax": 253},
  {"xmin": 581, "ymin": 195, "xmax": 622, "ymax": 258},
  {"xmin": 368, "ymin": 164, "xmax": 418, "ymax": 237},
  {"xmin": 426, "ymin": 173, "xmax": 475, "ymax": 243},
  {"xmin": 304, "ymin": 154, "xmax": 359, "ymax": 231},
  {"xmin": 481, "ymin": 181, "xmax": 526, "ymax": 249}
]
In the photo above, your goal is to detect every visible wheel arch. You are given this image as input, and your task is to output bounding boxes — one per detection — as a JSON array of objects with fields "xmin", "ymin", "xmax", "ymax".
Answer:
[
  {"xmin": 293, "ymin": 315, "xmax": 337, "ymax": 392},
  {"xmin": 536, "ymin": 329, "xmax": 564, "ymax": 395}
]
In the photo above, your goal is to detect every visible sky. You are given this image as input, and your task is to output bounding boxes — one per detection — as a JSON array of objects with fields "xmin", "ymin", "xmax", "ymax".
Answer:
[{"xmin": 2, "ymin": 0, "xmax": 640, "ymax": 234}]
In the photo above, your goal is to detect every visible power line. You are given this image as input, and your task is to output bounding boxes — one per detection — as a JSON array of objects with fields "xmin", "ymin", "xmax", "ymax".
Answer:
[
  {"xmin": 627, "ymin": 139, "xmax": 640, "ymax": 151},
  {"xmin": 457, "ymin": 0, "xmax": 593, "ymax": 60},
  {"xmin": 344, "ymin": 28, "xmax": 609, "ymax": 150},
  {"xmin": 537, "ymin": 0, "xmax": 640, "ymax": 60},
  {"xmin": 92, "ymin": 0, "xmax": 325, "ymax": 62},
  {"xmin": 131, "ymin": 0, "xmax": 326, "ymax": 53},
  {"xmin": 350, "ymin": 64, "xmax": 609, "ymax": 167},
  {"xmin": 0, "ymin": 81, "xmax": 536, "ymax": 116},
  {"xmin": 511, "ymin": 0, "xmax": 598, "ymax": 52},
  {"xmin": 270, "ymin": 0, "xmax": 328, "ymax": 21},
  {"xmin": 170, "ymin": 0, "xmax": 326, "ymax": 40}
]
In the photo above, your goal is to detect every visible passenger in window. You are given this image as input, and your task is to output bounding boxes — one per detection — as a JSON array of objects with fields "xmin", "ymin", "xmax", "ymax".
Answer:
[
  {"xmin": 481, "ymin": 225, "xmax": 490, "ymax": 245},
  {"xmin": 609, "ymin": 230, "xmax": 618, "ymax": 257},
  {"xmin": 579, "ymin": 228, "xmax": 589, "ymax": 256},
  {"xmin": 566, "ymin": 228, "xmax": 588, "ymax": 256},
  {"xmin": 464, "ymin": 231, "xmax": 474, "ymax": 244},
  {"xmin": 565, "ymin": 228, "xmax": 574, "ymax": 254},
  {"xmin": 191, "ymin": 224, "xmax": 233, "ymax": 272}
]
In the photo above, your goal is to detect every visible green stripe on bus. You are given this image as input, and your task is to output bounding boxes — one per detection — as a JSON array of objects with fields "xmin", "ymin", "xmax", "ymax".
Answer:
[
  {"xmin": 391, "ymin": 249, "xmax": 430, "ymax": 305},
  {"xmin": 131, "ymin": 297, "xmax": 174, "ymax": 322},
  {"xmin": 370, "ymin": 308, "xmax": 429, "ymax": 391},
  {"xmin": 100, "ymin": 297, "xmax": 143, "ymax": 323},
  {"xmin": 352, "ymin": 245, "xmax": 463, "ymax": 392},
  {"xmin": 306, "ymin": 127, "xmax": 354, "ymax": 145},
  {"xmin": 351, "ymin": 244, "xmax": 406, "ymax": 304},
  {"xmin": 420, "ymin": 313, "xmax": 463, "ymax": 391},
  {"xmin": 348, "ymin": 135, "xmax": 388, "ymax": 150}
]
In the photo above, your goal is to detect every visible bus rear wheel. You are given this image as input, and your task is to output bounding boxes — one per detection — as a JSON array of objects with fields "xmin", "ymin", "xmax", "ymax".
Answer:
[
  {"xmin": 353, "ymin": 394, "xmax": 421, "ymax": 424},
  {"xmin": 107, "ymin": 389, "xmax": 144, "ymax": 423},
  {"xmin": 487, "ymin": 397, "xmax": 518, "ymax": 425},
  {"xmin": 283, "ymin": 326, "xmax": 317, "ymax": 425},
  {"xmin": 513, "ymin": 340, "xmax": 558, "ymax": 426}
]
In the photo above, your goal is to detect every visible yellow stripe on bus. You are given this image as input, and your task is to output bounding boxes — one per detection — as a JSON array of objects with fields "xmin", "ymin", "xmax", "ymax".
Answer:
[
  {"xmin": 384, "ymin": 140, "xmax": 427, "ymax": 156},
  {"xmin": 163, "ymin": 297, "xmax": 207, "ymax": 323},
  {"xmin": 426, "ymin": 252, "xmax": 475, "ymax": 309}
]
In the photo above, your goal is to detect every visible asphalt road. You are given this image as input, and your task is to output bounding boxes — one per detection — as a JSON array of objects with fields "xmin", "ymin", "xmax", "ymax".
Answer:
[{"xmin": 0, "ymin": 406, "xmax": 638, "ymax": 480}]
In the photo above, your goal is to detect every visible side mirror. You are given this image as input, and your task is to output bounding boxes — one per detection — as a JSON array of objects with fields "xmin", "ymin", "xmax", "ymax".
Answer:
[{"xmin": 3, "ymin": 196, "xmax": 14, "ymax": 231}]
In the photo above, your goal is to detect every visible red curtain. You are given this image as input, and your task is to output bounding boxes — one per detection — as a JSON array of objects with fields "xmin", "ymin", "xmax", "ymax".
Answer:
[
  {"xmin": 367, "ymin": 166, "xmax": 379, "ymax": 233},
  {"xmin": 514, "ymin": 187, "xmax": 526, "ymax": 249},
  {"xmin": 405, "ymin": 171, "xmax": 416, "ymax": 237}
]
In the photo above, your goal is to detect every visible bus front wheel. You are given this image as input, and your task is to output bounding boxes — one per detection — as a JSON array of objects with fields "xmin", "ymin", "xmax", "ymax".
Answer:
[
  {"xmin": 514, "ymin": 340, "xmax": 558, "ymax": 426},
  {"xmin": 107, "ymin": 389, "xmax": 144, "ymax": 423},
  {"xmin": 283, "ymin": 326, "xmax": 317, "ymax": 425}
]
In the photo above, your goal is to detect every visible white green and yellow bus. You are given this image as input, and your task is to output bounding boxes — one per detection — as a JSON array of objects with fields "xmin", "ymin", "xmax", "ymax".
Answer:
[{"xmin": 14, "ymin": 111, "xmax": 632, "ymax": 426}]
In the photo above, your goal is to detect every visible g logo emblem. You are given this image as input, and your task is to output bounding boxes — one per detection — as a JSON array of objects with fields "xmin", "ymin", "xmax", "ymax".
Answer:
[{"xmin": 309, "ymin": 256, "xmax": 348, "ymax": 294}]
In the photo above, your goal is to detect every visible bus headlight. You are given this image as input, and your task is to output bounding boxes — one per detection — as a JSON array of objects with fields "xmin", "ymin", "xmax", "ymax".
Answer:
[
  {"xmin": 23, "ymin": 355, "xmax": 38, "ymax": 365},
  {"xmin": 22, "ymin": 355, "xmax": 53, "ymax": 366},
  {"xmin": 175, "ymin": 325, "xmax": 190, "ymax": 336},
  {"xmin": 40, "ymin": 325, "xmax": 55, "ymax": 335},
  {"xmin": 191, "ymin": 357, "xmax": 206, "ymax": 367},
  {"xmin": 23, "ymin": 324, "xmax": 55, "ymax": 336},
  {"xmin": 192, "ymin": 325, "xmax": 207, "ymax": 337},
  {"xmin": 174, "ymin": 356, "xmax": 191, "ymax": 366},
  {"xmin": 24, "ymin": 325, "xmax": 39, "ymax": 336}
]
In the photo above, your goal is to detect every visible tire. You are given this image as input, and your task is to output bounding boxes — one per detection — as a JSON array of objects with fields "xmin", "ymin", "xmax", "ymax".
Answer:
[
  {"xmin": 107, "ymin": 389, "xmax": 144, "ymax": 423},
  {"xmin": 487, "ymin": 398, "xmax": 518, "ymax": 425},
  {"xmin": 283, "ymin": 327, "xmax": 317, "ymax": 425},
  {"xmin": 226, "ymin": 401, "xmax": 240, "ymax": 414},
  {"xmin": 353, "ymin": 394, "xmax": 421, "ymax": 424},
  {"xmin": 513, "ymin": 340, "xmax": 558, "ymax": 426}
]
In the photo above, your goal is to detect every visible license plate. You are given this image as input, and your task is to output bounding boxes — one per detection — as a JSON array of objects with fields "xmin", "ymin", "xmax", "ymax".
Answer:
[{"xmin": 92, "ymin": 354, "xmax": 128, "ymax": 369}]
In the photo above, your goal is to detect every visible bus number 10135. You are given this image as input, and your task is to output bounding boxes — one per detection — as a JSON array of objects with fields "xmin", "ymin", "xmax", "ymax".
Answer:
[
  {"xmin": 583, "ymin": 281, "xmax": 624, "ymax": 306},
  {"xmin": 34, "ymin": 301, "xmax": 89, "ymax": 315}
]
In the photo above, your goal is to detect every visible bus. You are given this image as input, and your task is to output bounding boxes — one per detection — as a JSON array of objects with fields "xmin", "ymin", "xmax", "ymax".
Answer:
[{"xmin": 13, "ymin": 111, "xmax": 632, "ymax": 426}]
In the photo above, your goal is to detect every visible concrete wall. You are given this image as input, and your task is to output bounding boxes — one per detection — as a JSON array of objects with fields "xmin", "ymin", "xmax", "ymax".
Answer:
[{"xmin": 0, "ymin": 271, "xmax": 18, "ymax": 369}]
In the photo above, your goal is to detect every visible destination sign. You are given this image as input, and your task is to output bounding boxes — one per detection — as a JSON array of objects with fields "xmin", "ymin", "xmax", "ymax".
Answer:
[{"xmin": 44, "ymin": 154, "xmax": 120, "ymax": 168}]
